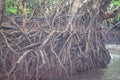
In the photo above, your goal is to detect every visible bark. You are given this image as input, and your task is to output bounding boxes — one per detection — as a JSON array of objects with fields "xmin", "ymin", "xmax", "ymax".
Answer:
[
  {"xmin": 97, "ymin": 0, "xmax": 120, "ymax": 20},
  {"xmin": 0, "ymin": 0, "xmax": 4, "ymax": 27},
  {"xmin": 100, "ymin": 7, "xmax": 120, "ymax": 20},
  {"xmin": 97, "ymin": 0, "xmax": 112, "ymax": 12},
  {"xmin": 71, "ymin": 0, "xmax": 120, "ymax": 21}
]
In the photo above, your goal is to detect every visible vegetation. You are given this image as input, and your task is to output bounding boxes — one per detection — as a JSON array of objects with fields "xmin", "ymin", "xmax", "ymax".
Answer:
[
  {"xmin": 0, "ymin": 0, "xmax": 120, "ymax": 80},
  {"xmin": 4, "ymin": 0, "xmax": 120, "ymax": 21},
  {"xmin": 111, "ymin": 0, "xmax": 120, "ymax": 22}
]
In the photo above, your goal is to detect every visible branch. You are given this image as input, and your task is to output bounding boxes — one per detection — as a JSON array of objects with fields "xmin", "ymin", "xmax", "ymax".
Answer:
[
  {"xmin": 96, "ymin": 0, "xmax": 120, "ymax": 21},
  {"xmin": 96, "ymin": 0, "xmax": 112, "ymax": 12},
  {"xmin": 100, "ymin": 7, "xmax": 120, "ymax": 20}
]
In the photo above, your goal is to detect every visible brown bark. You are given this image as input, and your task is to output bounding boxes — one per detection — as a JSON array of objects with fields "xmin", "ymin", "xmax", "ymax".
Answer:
[
  {"xmin": 0, "ymin": 0, "xmax": 4, "ymax": 27},
  {"xmin": 71, "ymin": 0, "xmax": 120, "ymax": 21},
  {"xmin": 100, "ymin": 7, "xmax": 120, "ymax": 20},
  {"xmin": 97, "ymin": 0, "xmax": 112, "ymax": 12},
  {"xmin": 97, "ymin": 0, "xmax": 120, "ymax": 20}
]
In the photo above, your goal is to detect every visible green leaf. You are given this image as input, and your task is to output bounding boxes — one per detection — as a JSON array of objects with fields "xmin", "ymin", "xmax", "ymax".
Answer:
[
  {"xmin": 25, "ymin": 8, "xmax": 30, "ymax": 14},
  {"xmin": 112, "ymin": 1, "xmax": 120, "ymax": 6},
  {"xmin": 8, "ymin": 7, "xmax": 17, "ymax": 14}
]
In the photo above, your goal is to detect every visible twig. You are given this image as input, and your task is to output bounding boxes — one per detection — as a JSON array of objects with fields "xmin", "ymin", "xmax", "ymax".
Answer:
[
  {"xmin": 0, "ymin": 30, "xmax": 17, "ymax": 54},
  {"xmin": 10, "ymin": 17, "xmax": 32, "ymax": 44}
]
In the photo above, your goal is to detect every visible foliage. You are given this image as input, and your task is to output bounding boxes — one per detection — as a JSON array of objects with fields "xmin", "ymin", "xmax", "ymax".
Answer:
[
  {"xmin": 5, "ymin": 0, "xmax": 18, "ymax": 15},
  {"xmin": 112, "ymin": 0, "xmax": 120, "ymax": 7},
  {"xmin": 4, "ymin": 0, "xmax": 120, "ymax": 22},
  {"xmin": 5, "ymin": 0, "xmax": 31, "ymax": 15},
  {"xmin": 111, "ymin": 0, "xmax": 120, "ymax": 22}
]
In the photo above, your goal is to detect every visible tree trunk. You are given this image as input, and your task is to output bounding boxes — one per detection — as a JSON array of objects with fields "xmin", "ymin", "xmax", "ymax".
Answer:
[{"xmin": 0, "ymin": 0, "xmax": 4, "ymax": 27}]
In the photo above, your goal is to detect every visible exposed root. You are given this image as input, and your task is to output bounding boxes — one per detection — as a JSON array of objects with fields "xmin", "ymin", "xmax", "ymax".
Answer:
[{"xmin": 0, "ymin": 9, "xmax": 111, "ymax": 80}]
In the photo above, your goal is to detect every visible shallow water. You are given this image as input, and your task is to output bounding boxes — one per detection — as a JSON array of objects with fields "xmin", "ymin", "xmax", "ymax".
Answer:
[{"xmin": 68, "ymin": 45, "xmax": 120, "ymax": 80}]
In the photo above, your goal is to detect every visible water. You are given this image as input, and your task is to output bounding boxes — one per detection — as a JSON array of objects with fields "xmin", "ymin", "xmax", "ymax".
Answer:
[{"xmin": 69, "ymin": 45, "xmax": 120, "ymax": 80}]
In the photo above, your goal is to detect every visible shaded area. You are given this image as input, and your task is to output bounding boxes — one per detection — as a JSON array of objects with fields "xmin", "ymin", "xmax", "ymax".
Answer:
[
  {"xmin": 0, "ymin": 15, "xmax": 111, "ymax": 80},
  {"xmin": 104, "ymin": 22, "xmax": 120, "ymax": 44},
  {"xmin": 64, "ymin": 45, "xmax": 120, "ymax": 80}
]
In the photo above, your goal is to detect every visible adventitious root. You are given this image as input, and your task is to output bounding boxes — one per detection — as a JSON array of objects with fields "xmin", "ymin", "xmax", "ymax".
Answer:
[{"xmin": 0, "ymin": 9, "xmax": 111, "ymax": 80}]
